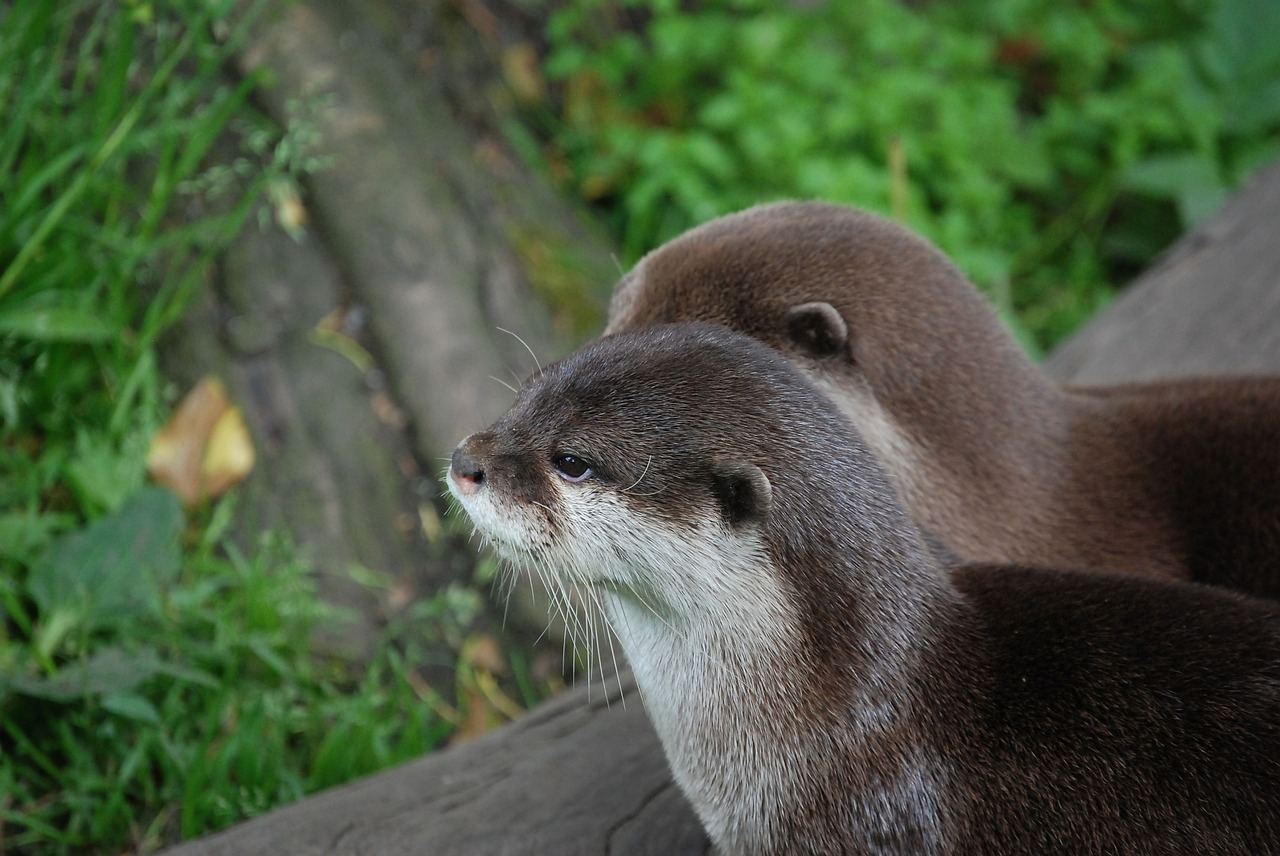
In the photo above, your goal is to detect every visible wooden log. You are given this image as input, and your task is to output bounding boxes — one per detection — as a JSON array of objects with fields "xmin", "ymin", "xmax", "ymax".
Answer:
[
  {"xmin": 161, "ymin": 672, "xmax": 707, "ymax": 855},
  {"xmin": 161, "ymin": 157, "xmax": 1280, "ymax": 855}
]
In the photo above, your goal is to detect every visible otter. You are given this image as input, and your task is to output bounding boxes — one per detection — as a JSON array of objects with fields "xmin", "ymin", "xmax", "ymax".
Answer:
[
  {"xmin": 605, "ymin": 201, "xmax": 1280, "ymax": 598},
  {"xmin": 447, "ymin": 324, "xmax": 1280, "ymax": 856}
]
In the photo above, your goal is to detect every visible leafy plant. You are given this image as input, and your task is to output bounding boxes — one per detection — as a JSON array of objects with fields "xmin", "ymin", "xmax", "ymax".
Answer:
[
  {"xmin": 0, "ymin": 2, "xmax": 531, "ymax": 853},
  {"xmin": 536, "ymin": 0, "xmax": 1280, "ymax": 349},
  {"xmin": 0, "ymin": 491, "xmax": 475, "ymax": 850}
]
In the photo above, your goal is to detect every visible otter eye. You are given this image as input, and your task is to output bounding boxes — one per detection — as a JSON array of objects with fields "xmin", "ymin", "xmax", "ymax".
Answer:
[{"xmin": 553, "ymin": 454, "xmax": 593, "ymax": 482}]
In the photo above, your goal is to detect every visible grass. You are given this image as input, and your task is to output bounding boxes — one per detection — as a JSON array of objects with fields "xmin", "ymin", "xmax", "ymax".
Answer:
[{"xmin": 0, "ymin": 2, "xmax": 542, "ymax": 852}]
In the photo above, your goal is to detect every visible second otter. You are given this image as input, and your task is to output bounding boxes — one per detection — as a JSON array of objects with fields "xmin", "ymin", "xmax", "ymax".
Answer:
[
  {"xmin": 448, "ymin": 325, "xmax": 1280, "ymax": 856},
  {"xmin": 606, "ymin": 201, "xmax": 1280, "ymax": 598}
]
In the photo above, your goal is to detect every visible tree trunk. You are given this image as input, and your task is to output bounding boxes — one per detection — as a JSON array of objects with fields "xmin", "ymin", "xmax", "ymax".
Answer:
[{"xmin": 163, "ymin": 0, "xmax": 618, "ymax": 657}]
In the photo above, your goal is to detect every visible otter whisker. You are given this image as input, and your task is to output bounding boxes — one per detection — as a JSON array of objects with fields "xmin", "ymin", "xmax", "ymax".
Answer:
[
  {"xmin": 494, "ymin": 564, "xmax": 516, "ymax": 631},
  {"xmin": 488, "ymin": 375, "xmax": 518, "ymax": 394},
  {"xmin": 588, "ymin": 587, "xmax": 611, "ymax": 704},
  {"xmin": 577, "ymin": 582, "xmax": 594, "ymax": 700},
  {"xmin": 621, "ymin": 455, "xmax": 654, "ymax": 494},
  {"xmin": 550, "ymin": 577, "xmax": 584, "ymax": 688},
  {"xmin": 496, "ymin": 326, "xmax": 542, "ymax": 377},
  {"xmin": 597, "ymin": 583, "xmax": 654, "ymax": 712},
  {"xmin": 570, "ymin": 588, "xmax": 602, "ymax": 691},
  {"xmin": 569, "ymin": 599, "xmax": 595, "ymax": 692},
  {"xmin": 525, "ymin": 564, "xmax": 558, "ymax": 649},
  {"xmin": 557, "ymin": 584, "xmax": 575, "ymax": 689},
  {"xmin": 584, "ymin": 583, "xmax": 626, "ymax": 708},
  {"xmin": 619, "ymin": 484, "xmax": 668, "ymax": 498},
  {"xmin": 527, "ymin": 554, "xmax": 590, "ymax": 689}
]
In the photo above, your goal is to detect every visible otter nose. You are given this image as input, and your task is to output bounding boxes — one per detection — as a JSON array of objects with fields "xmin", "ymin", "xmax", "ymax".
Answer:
[{"xmin": 450, "ymin": 446, "xmax": 485, "ymax": 495}]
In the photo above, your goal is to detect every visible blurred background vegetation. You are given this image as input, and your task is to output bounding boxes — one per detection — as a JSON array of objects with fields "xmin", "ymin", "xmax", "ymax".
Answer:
[
  {"xmin": 1, "ymin": 0, "xmax": 1278, "ymax": 852},
  {"xmin": 518, "ymin": 0, "xmax": 1280, "ymax": 351}
]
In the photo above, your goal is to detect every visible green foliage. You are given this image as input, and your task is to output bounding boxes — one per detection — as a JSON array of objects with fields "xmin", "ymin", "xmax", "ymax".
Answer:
[
  {"xmin": 539, "ymin": 0, "xmax": 1280, "ymax": 349},
  {"xmin": 1, "ymin": 492, "xmax": 471, "ymax": 851},
  {"xmin": 0, "ymin": 0, "xmax": 312, "ymax": 450},
  {"xmin": 0, "ymin": 2, "xmax": 484, "ymax": 853}
]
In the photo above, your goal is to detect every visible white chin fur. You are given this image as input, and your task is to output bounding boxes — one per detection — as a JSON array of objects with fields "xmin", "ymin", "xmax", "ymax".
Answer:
[{"xmin": 446, "ymin": 474, "xmax": 550, "ymax": 565}]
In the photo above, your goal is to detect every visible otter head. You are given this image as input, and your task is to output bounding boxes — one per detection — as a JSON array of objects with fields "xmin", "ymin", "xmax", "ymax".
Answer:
[
  {"xmin": 446, "ymin": 323, "xmax": 922, "ymax": 638},
  {"xmin": 604, "ymin": 203, "xmax": 1060, "ymax": 556},
  {"xmin": 446, "ymin": 325, "xmax": 802, "ymax": 627},
  {"xmin": 605, "ymin": 201, "xmax": 1030, "ymax": 411}
]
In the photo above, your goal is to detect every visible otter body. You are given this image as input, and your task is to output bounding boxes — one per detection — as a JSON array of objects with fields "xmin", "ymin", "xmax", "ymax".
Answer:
[
  {"xmin": 605, "ymin": 202, "xmax": 1280, "ymax": 597},
  {"xmin": 448, "ymin": 325, "xmax": 1280, "ymax": 856}
]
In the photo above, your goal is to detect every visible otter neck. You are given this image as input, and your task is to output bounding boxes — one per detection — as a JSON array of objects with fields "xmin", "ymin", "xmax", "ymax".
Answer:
[
  {"xmin": 811, "ymin": 362, "xmax": 1084, "ymax": 568},
  {"xmin": 601, "ymin": 517, "xmax": 959, "ymax": 855}
]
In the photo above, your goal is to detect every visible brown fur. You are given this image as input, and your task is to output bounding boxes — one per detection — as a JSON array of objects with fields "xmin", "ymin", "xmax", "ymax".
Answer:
[
  {"xmin": 449, "ymin": 325, "xmax": 1280, "ymax": 855},
  {"xmin": 606, "ymin": 201, "xmax": 1280, "ymax": 598}
]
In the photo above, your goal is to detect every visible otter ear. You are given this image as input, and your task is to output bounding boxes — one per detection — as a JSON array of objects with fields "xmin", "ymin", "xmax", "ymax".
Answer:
[
  {"xmin": 786, "ymin": 301, "xmax": 848, "ymax": 359},
  {"xmin": 711, "ymin": 462, "xmax": 772, "ymax": 528}
]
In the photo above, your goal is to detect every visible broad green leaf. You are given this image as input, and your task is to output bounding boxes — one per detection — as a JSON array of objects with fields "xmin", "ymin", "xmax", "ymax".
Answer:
[
  {"xmin": 26, "ymin": 487, "xmax": 184, "ymax": 637},
  {"xmin": 1121, "ymin": 154, "xmax": 1226, "ymax": 226},
  {"xmin": 0, "ymin": 511, "xmax": 74, "ymax": 564},
  {"xmin": 64, "ymin": 432, "xmax": 148, "ymax": 514},
  {"xmin": 102, "ymin": 692, "xmax": 161, "ymax": 725}
]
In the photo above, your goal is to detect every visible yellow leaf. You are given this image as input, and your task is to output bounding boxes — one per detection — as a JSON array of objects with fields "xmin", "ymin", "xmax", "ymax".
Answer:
[
  {"xmin": 462, "ymin": 633, "xmax": 507, "ymax": 675},
  {"xmin": 449, "ymin": 685, "xmax": 494, "ymax": 745},
  {"xmin": 147, "ymin": 377, "xmax": 255, "ymax": 507},
  {"xmin": 501, "ymin": 43, "xmax": 545, "ymax": 105},
  {"xmin": 268, "ymin": 180, "xmax": 308, "ymax": 237},
  {"xmin": 147, "ymin": 377, "xmax": 230, "ymax": 507},
  {"xmin": 201, "ymin": 405, "xmax": 255, "ymax": 501}
]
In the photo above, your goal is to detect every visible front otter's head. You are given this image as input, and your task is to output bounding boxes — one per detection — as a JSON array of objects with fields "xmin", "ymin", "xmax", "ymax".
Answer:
[
  {"xmin": 446, "ymin": 323, "xmax": 922, "ymax": 633},
  {"xmin": 449, "ymin": 326, "xmax": 790, "ymax": 617}
]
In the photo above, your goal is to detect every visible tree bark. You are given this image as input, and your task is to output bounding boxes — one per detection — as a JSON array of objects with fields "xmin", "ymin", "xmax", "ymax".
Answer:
[{"xmin": 163, "ymin": 0, "xmax": 618, "ymax": 655}]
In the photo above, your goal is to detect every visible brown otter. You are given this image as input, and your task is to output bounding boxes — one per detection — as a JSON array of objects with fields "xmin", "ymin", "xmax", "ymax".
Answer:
[
  {"xmin": 447, "ymin": 324, "xmax": 1280, "ymax": 856},
  {"xmin": 604, "ymin": 201, "xmax": 1280, "ymax": 599}
]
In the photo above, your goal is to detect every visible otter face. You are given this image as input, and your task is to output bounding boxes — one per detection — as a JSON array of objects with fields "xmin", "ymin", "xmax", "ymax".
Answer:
[{"xmin": 445, "ymin": 326, "xmax": 787, "ymax": 626}]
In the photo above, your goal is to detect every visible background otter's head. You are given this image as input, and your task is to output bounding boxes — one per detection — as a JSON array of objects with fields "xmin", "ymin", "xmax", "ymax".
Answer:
[
  {"xmin": 605, "ymin": 201, "xmax": 1046, "ymax": 434},
  {"xmin": 603, "ymin": 202, "xmax": 1064, "ymax": 559}
]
